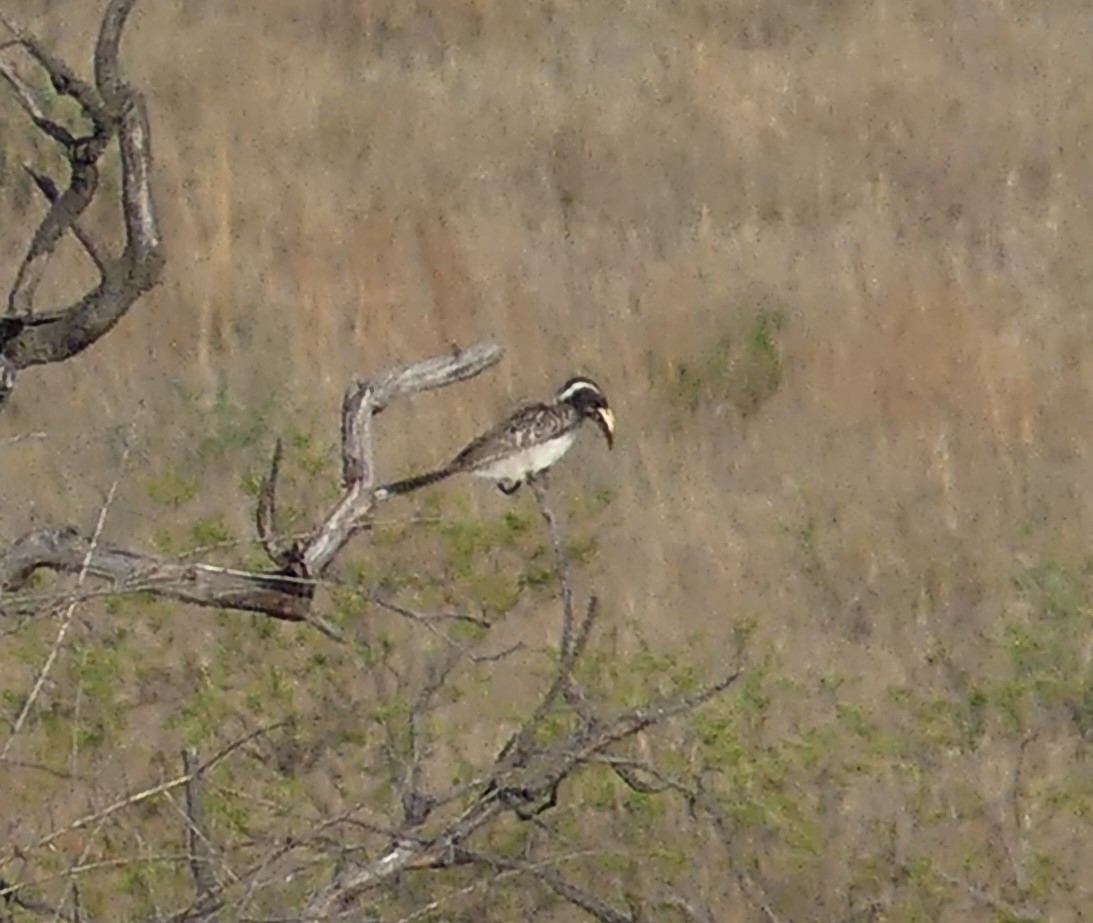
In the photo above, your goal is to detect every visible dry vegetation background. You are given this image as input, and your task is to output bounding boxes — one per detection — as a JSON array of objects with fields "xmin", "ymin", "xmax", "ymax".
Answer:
[{"xmin": 2, "ymin": 0, "xmax": 1092, "ymax": 920}]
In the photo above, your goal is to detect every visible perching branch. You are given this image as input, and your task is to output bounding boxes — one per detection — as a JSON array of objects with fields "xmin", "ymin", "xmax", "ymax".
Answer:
[
  {"xmin": 300, "ymin": 475, "xmax": 741, "ymax": 920},
  {"xmin": 311, "ymin": 337, "xmax": 503, "ymax": 576},
  {"xmin": 530, "ymin": 477, "xmax": 577, "ymax": 659},
  {"xmin": 2, "ymin": 9, "xmax": 740, "ymax": 921},
  {"xmin": 1, "ymin": 338, "xmax": 504, "ymax": 622}
]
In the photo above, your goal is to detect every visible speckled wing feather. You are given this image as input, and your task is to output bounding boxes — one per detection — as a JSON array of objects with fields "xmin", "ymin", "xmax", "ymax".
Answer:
[{"xmin": 449, "ymin": 402, "xmax": 579, "ymax": 472}]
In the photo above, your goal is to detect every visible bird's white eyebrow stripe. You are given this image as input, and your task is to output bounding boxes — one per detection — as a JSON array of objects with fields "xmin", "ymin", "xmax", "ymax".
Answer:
[{"xmin": 555, "ymin": 379, "xmax": 603, "ymax": 403}]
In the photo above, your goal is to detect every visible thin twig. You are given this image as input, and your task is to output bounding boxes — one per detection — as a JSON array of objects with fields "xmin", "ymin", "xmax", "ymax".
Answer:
[
  {"xmin": 530, "ymin": 477, "xmax": 575, "ymax": 658},
  {"xmin": 0, "ymin": 10, "xmax": 105, "ymax": 119},
  {"xmin": 0, "ymin": 433, "xmax": 132, "ymax": 759},
  {"xmin": 493, "ymin": 596, "xmax": 600, "ymax": 772},
  {"xmin": 256, "ymin": 437, "xmax": 286, "ymax": 566},
  {"xmin": 0, "ymin": 59, "xmax": 76, "ymax": 146},
  {"xmin": 935, "ymin": 869, "xmax": 1041, "ymax": 921},
  {"xmin": 1, "ymin": 431, "xmax": 46, "ymax": 446},
  {"xmin": 0, "ymin": 721, "xmax": 286, "ymax": 866},
  {"xmin": 182, "ymin": 747, "xmax": 219, "ymax": 904},
  {"xmin": 370, "ymin": 595, "xmax": 492, "ymax": 630},
  {"xmin": 402, "ymin": 645, "xmax": 465, "ymax": 826},
  {"xmin": 458, "ymin": 848, "xmax": 634, "ymax": 923},
  {"xmin": 24, "ymin": 166, "xmax": 107, "ymax": 272},
  {"xmin": 489, "ymin": 480, "xmax": 599, "ymax": 774}
]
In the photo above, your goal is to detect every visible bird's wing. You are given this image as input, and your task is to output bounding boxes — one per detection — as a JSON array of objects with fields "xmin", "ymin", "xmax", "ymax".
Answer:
[{"xmin": 449, "ymin": 402, "xmax": 573, "ymax": 471}]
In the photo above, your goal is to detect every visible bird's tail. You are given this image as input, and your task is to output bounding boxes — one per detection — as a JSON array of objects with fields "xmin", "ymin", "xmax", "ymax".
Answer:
[{"xmin": 375, "ymin": 467, "xmax": 455, "ymax": 500}]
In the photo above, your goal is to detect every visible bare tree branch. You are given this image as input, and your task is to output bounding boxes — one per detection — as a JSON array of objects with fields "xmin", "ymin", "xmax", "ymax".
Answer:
[
  {"xmin": 294, "ymin": 475, "xmax": 742, "ymax": 918},
  {"xmin": 302, "ymin": 797, "xmax": 508, "ymax": 918},
  {"xmin": 0, "ymin": 57, "xmax": 76, "ymax": 145},
  {"xmin": 309, "ymin": 337, "xmax": 502, "ymax": 576},
  {"xmin": 594, "ymin": 758, "xmax": 786, "ymax": 923},
  {"xmin": 0, "ymin": 354, "xmax": 13, "ymax": 409},
  {"xmin": 1, "ymin": 434, "xmax": 131, "ymax": 760},
  {"xmin": 7, "ymin": 152, "xmax": 98, "ymax": 318},
  {"xmin": 0, "ymin": 0, "xmax": 164, "ymax": 402},
  {"xmin": 302, "ymin": 649, "xmax": 740, "ymax": 918},
  {"xmin": 181, "ymin": 748, "xmax": 220, "ymax": 920},
  {"xmin": 400, "ymin": 645, "xmax": 464, "ymax": 828},
  {"xmin": 0, "ymin": 10, "xmax": 106, "ymax": 118},
  {"xmin": 370, "ymin": 595, "xmax": 492, "ymax": 630},
  {"xmin": 458, "ymin": 848, "xmax": 635, "ymax": 923},
  {"xmin": 24, "ymin": 166, "xmax": 107, "ymax": 272},
  {"xmin": 256, "ymin": 437, "xmax": 299, "ymax": 571},
  {"xmin": 486, "ymin": 482, "xmax": 601, "ymax": 784},
  {"xmin": 491, "ymin": 595, "xmax": 600, "ymax": 781},
  {"xmin": 0, "ymin": 527, "xmax": 314, "ymax": 620},
  {"xmin": 341, "ymin": 338, "xmax": 503, "ymax": 486},
  {"xmin": 935, "ymin": 869, "xmax": 1041, "ymax": 922},
  {"xmin": 93, "ymin": 0, "xmax": 139, "ymax": 110},
  {"xmin": 530, "ymin": 477, "xmax": 577, "ymax": 658},
  {"xmin": 1, "ymin": 340, "xmax": 504, "ymax": 623},
  {"xmin": 0, "ymin": 723, "xmax": 283, "ymax": 919},
  {"xmin": 1, "ymin": 8, "xmax": 746, "ymax": 921}
]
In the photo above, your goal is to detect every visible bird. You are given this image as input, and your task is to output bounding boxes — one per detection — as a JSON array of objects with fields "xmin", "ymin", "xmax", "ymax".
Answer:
[{"xmin": 376, "ymin": 376, "xmax": 615, "ymax": 498}]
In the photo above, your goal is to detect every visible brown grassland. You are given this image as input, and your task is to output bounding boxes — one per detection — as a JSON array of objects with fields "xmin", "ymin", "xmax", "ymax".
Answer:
[{"xmin": 2, "ymin": 0, "xmax": 1092, "ymax": 919}]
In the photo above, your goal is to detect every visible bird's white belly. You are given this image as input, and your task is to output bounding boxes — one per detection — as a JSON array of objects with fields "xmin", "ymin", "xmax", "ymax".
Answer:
[{"xmin": 473, "ymin": 431, "xmax": 578, "ymax": 483}]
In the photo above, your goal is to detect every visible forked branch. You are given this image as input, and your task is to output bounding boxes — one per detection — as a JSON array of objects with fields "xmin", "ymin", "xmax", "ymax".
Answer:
[
  {"xmin": 0, "ymin": 339, "xmax": 504, "ymax": 621},
  {"xmin": 302, "ymin": 473, "xmax": 741, "ymax": 919},
  {"xmin": 311, "ymin": 337, "xmax": 503, "ymax": 575},
  {"xmin": 0, "ymin": 0, "xmax": 164, "ymax": 392}
]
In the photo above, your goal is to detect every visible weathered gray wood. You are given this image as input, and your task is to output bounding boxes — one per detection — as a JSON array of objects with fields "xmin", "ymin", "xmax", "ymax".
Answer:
[
  {"xmin": 314, "ymin": 338, "xmax": 503, "ymax": 575},
  {"xmin": 2, "ymin": 339, "xmax": 504, "ymax": 619},
  {"xmin": 0, "ymin": 0, "xmax": 163, "ymax": 387},
  {"xmin": 0, "ymin": 528, "xmax": 313, "ymax": 621}
]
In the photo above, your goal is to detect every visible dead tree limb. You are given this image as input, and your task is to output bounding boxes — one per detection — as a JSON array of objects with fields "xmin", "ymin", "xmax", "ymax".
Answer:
[
  {"xmin": 181, "ymin": 747, "xmax": 220, "ymax": 918},
  {"xmin": 256, "ymin": 438, "xmax": 295, "ymax": 571},
  {"xmin": 454, "ymin": 849, "xmax": 635, "ymax": 923},
  {"xmin": 0, "ymin": 0, "xmax": 164, "ymax": 393},
  {"xmin": 0, "ymin": 6, "xmax": 504, "ymax": 619},
  {"xmin": 530, "ymin": 477, "xmax": 577, "ymax": 659},
  {"xmin": 597, "ymin": 757, "xmax": 787, "ymax": 923},
  {"xmin": 0, "ymin": 527, "xmax": 314, "ymax": 621},
  {"xmin": 311, "ymin": 337, "xmax": 503, "ymax": 576},
  {"xmin": 0, "ymin": 724, "xmax": 281, "ymax": 921},
  {"xmin": 302, "ymin": 666, "xmax": 741, "ymax": 918},
  {"xmin": 2, "ymin": 8, "xmax": 739, "ymax": 921},
  {"xmin": 300, "ymin": 481, "xmax": 741, "ymax": 920},
  {"xmin": 0, "ymin": 339, "xmax": 504, "ymax": 622}
]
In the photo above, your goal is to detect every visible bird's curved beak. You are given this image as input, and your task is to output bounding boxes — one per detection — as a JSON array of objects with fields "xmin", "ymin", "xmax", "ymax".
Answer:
[{"xmin": 595, "ymin": 407, "xmax": 616, "ymax": 449}]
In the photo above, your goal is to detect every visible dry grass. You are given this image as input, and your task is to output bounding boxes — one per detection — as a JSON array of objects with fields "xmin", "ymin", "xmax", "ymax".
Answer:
[{"xmin": 3, "ymin": 0, "xmax": 1093, "ymax": 918}]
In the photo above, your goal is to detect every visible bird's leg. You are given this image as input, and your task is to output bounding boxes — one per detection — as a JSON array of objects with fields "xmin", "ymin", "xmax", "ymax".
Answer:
[
  {"xmin": 527, "ymin": 470, "xmax": 550, "ymax": 489},
  {"xmin": 497, "ymin": 479, "xmax": 521, "ymax": 495}
]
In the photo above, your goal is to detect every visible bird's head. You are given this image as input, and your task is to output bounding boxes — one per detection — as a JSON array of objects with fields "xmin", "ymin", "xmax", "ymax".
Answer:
[{"xmin": 555, "ymin": 377, "xmax": 615, "ymax": 449}]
